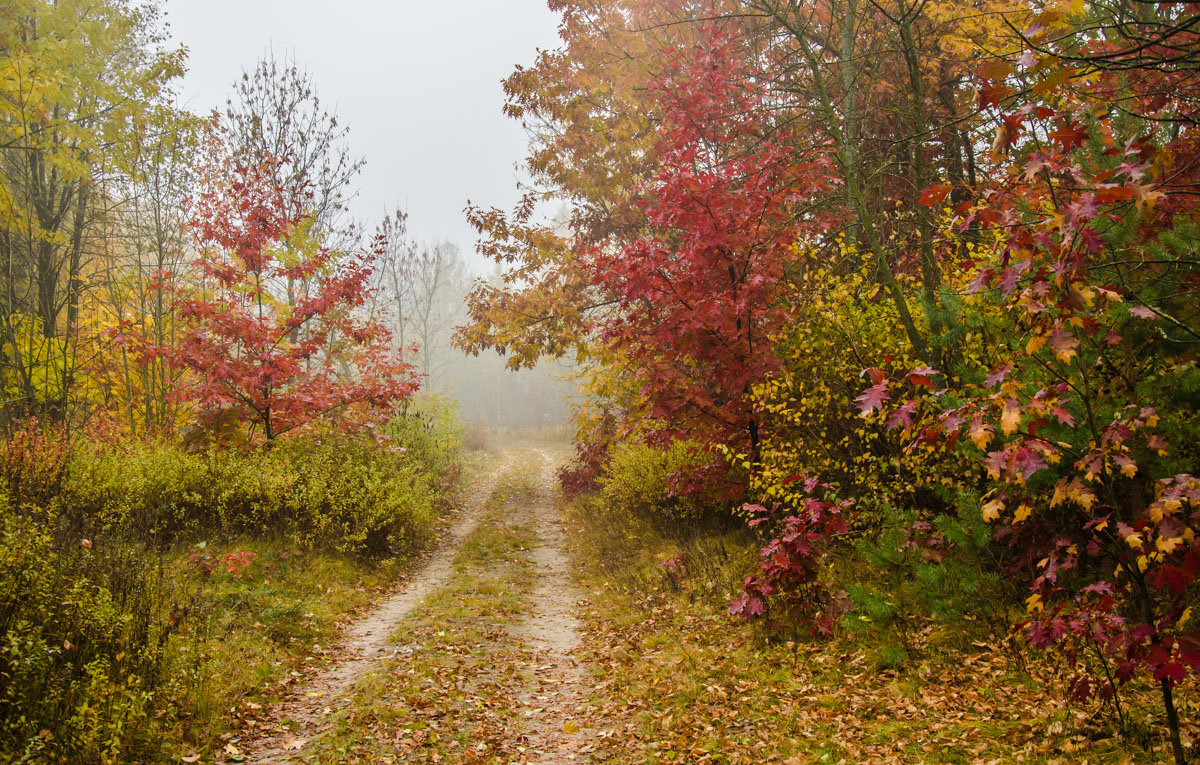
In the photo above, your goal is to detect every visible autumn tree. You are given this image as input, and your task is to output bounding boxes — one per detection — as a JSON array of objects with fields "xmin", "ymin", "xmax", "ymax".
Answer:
[
  {"xmin": 219, "ymin": 54, "xmax": 363, "ymax": 239},
  {"xmin": 587, "ymin": 30, "xmax": 836, "ymax": 457},
  {"xmin": 175, "ymin": 136, "xmax": 417, "ymax": 442},
  {"xmin": 747, "ymin": 0, "xmax": 1016, "ymax": 363},
  {"xmin": 458, "ymin": 0, "xmax": 747, "ymax": 369},
  {"xmin": 89, "ymin": 112, "xmax": 200, "ymax": 435},
  {"xmin": 846, "ymin": 3, "xmax": 1200, "ymax": 757},
  {"xmin": 0, "ymin": 0, "xmax": 185, "ymax": 426},
  {"xmin": 218, "ymin": 51, "xmax": 365, "ymax": 346}
]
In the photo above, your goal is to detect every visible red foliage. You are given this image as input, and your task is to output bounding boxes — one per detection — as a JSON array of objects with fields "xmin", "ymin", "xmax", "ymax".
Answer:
[
  {"xmin": 172, "ymin": 135, "xmax": 418, "ymax": 441},
  {"xmin": 858, "ymin": 27, "xmax": 1200, "ymax": 737},
  {"xmin": 558, "ymin": 410, "xmax": 618, "ymax": 497},
  {"xmin": 585, "ymin": 30, "xmax": 837, "ymax": 456},
  {"xmin": 188, "ymin": 546, "xmax": 257, "ymax": 579},
  {"xmin": 730, "ymin": 481, "xmax": 853, "ymax": 637},
  {"xmin": 0, "ymin": 419, "xmax": 71, "ymax": 508}
]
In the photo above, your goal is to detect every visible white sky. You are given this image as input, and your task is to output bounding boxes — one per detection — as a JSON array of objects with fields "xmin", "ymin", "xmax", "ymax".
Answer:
[{"xmin": 159, "ymin": 0, "xmax": 562, "ymax": 270}]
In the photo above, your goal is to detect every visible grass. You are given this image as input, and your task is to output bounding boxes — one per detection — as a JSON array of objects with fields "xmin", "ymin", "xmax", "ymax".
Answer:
[
  {"xmin": 161, "ymin": 539, "xmax": 405, "ymax": 756},
  {"xmin": 306, "ymin": 450, "xmax": 546, "ymax": 763},
  {"xmin": 158, "ymin": 449, "xmax": 508, "ymax": 760},
  {"xmin": 563, "ymin": 493, "xmax": 1197, "ymax": 764}
]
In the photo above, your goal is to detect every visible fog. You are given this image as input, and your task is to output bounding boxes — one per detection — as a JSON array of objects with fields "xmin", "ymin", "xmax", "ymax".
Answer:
[
  {"xmin": 366, "ymin": 236, "xmax": 576, "ymax": 428},
  {"xmin": 160, "ymin": 0, "xmax": 576, "ymax": 427}
]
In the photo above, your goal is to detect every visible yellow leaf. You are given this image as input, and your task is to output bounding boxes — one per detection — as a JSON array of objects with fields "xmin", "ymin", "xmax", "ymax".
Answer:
[
  {"xmin": 1026, "ymin": 593, "xmax": 1044, "ymax": 613},
  {"xmin": 563, "ymin": 719, "xmax": 579, "ymax": 734},
  {"xmin": 1001, "ymin": 400, "xmax": 1021, "ymax": 435},
  {"xmin": 1050, "ymin": 480, "xmax": 1068, "ymax": 508},
  {"xmin": 1026, "ymin": 334, "xmax": 1047, "ymax": 354},
  {"xmin": 1071, "ymin": 285, "xmax": 1096, "ymax": 307},
  {"xmin": 982, "ymin": 499, "xmax": 1004, "ymax": 522},
  {"xmin": 1149, "ymin": 502, "xmax": 1165, "ymax": 523},
  {"xmin": 1125, "ymin": 533, "xmax": 1144, "ymax": 550},
  {"xmin": 1014, "ymin": 504, "xmax": 1033, "ymax": 523},
  {"xmin": 1157, "ymin": 536, "xmax": 1182, "ymax": 555},
  {"xmin": 970, "ymin": 421, "xmax": 993, "ymax": 449}
]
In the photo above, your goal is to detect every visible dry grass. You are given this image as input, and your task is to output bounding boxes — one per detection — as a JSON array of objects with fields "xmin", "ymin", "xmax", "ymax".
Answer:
[{"xmin": 563, "ymin": 494, "xmax": 1199, "ymax": 764}]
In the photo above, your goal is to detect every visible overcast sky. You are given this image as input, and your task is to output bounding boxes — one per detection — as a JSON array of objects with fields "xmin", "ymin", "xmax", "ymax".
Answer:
[{"xmin": 160, "ymin": 0, "xmax": 562, "ymax": 270}]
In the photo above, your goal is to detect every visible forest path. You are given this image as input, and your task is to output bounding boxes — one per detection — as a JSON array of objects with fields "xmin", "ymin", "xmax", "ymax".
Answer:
[
  {"xmin": 239, "ymin": 453, "xmax": 514, "ymax": 762},
  {"xmin": 511, "ymin": 450, "xmax": 588, "ymax": 762},
  {"xmin": 240, "ymin": 446, "xmax": 592, "ymax": 764}
]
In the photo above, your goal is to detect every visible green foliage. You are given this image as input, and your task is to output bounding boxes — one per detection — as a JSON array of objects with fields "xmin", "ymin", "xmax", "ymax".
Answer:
[
  {"xmin": 270, "ymin": 432, "xmax": 438, "ymax": 556},
  {"xmin": 842, "ymin": 494, "xmax": 1008, "ymax": 657},
  {"xmin": 599, "ymin": 439, "xmax": 712, "ymax": 525},
  {"xmin": 56, "ymin": 411, "xmax": 463, "ymax": 557},
  {"xmin": 0, "ymin": 403, "xmax": 467, "ymax": 761},
  {"xmin": 385, "ymin": 394, "xmax": 466, "ymax": 488},
  {"xmin": 0, "ymin": 513, "xmax": 170, "ymax": 762},
  {"xmin": 0, "ymin": 0, "xmax": 188, "ymax": 427}
]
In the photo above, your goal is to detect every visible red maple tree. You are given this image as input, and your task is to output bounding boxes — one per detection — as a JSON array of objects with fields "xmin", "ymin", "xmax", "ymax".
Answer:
[
  {"xmin": 174, "ymin": 137, "xmax": 418, "ymax": 442},
  {"xmin": 587, "ymin": 31, "xmax": 837, "ymax": 459}
]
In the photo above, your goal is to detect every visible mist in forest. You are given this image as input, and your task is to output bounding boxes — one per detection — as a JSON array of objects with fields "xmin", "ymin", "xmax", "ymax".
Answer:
[
  {"xmin": 213, "ymin": 56, "xmax": 574, "ymax": 430},
  {"xmin": 152, "ymin": 1, "xmax": 573, "ymax": 429},
  {"xmin": 365, "ymin": 222, "xmax": 574, "ymax": 427}
]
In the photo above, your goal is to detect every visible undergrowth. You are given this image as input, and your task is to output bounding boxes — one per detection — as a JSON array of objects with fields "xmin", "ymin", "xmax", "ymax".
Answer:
[
  {"xmin": 0, "ymin": 400, "xmax": 467, "ymax": 763},
  {"xmin": 564, "ymin": 490, "xmax": 1199, "ymax": 763}
]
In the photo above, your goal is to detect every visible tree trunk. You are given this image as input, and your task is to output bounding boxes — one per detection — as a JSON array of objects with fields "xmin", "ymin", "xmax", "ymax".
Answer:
[{"xmin": 1160, "ymin": 678, "xmax": 1186, "ymax": 765}]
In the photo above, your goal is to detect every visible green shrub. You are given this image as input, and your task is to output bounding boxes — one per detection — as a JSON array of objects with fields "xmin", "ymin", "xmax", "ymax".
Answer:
[
  {"xmin": 0, "ymin": 403, "xmax": 467, "ymax": 760},
  {"xmin": 385, "ymin": 393, "xmax": 465, "ymax": 487},
  {"xmin": 65, "ymin": 438, "xmax": 210, "ymax": 542},
  {"xmin": 0, "ymin": 512, "xmax": 175, "ymax": 762},
  {"xmin": 271, "ymin": 433, "xmax": 438, "ymax": 556},
  {"xmin": 841, "ymin": 493, "xmax": 1009, "ymax": 657},
  {"xmin": 599, "ymin": 439, "xmax": 713, "ymax": 524},
  {"xmin": 57, "ymin": 417, "xmax": 459, "ymax": 558}
]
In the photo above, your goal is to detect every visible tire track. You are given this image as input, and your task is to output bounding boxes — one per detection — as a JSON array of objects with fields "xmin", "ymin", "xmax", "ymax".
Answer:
[
  {"xmin": 513, "ymin": 450, "xmax": 588, "ymax": 764},
  {"xmin": 241, "ymin": 454, "xmax": 512, "ymax": 763}
]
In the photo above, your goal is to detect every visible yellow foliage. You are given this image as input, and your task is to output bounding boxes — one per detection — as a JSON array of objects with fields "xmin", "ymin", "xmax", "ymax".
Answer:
[
  {"xmin": 749, "ymin": 262, "xmax": 977, "ymax": 517},
  {"xmin": 982, "ymin": 498, "xmax": 1004, "ymax": 522}
]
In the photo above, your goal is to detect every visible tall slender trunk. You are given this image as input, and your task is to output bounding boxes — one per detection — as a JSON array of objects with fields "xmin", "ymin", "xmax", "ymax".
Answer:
[
  {"xmin": 1161, "ymin": 678, "xmax": 1185, "ymax": 765},
  {"xmin": 835, "ymin": 0, "xmax": 930, "ymax": 363},
  {"xmin": 897, "ymin": 10, "xmax": 941, "ymax": 306}
]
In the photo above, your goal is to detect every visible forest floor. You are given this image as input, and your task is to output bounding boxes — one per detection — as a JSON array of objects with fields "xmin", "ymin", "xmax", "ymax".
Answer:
[
  {"xmin": 233, "ymin": 454, "xmax": 516, "ymax": 761},
  {"xmin": 229, "ymin": 446, "xmax": 592, "ymax": 764},
  {"xmin": 213, "ymin": 445, "xmax": 1193, "ymax": 764}
]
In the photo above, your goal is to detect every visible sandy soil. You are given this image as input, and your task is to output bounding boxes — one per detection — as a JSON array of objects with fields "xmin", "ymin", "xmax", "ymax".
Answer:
[
  {"xmin": 512, "ymin": 451, "xmax": 587, "ymax": 764},
  {"xmin": 239, "ymin": 455, "xmax": 512, "ymax": 763}
]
